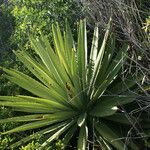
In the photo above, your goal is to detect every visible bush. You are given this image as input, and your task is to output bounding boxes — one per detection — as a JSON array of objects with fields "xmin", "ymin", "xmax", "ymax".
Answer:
[
  {"xmin": 10, "ymin": 0, "xmax": 82, "ymax": 49},
  {"xmin": 0, "ymin": 2, "xmax": 15, "ymax": 52}
]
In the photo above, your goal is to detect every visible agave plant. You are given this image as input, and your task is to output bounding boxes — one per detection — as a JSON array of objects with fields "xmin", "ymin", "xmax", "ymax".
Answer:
[{"xmin": 0, "ymin": 19, "xmax": 143, "ymax": 149}]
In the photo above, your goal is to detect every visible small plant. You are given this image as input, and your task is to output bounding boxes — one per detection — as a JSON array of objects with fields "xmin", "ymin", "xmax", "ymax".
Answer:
[
  {"xmin": 0, "ymin": 135, "xmax": 14, "ymax": 150},
  {"xmin": 142, "ymin": 16, "xmax": 150, "ymax": 38},
  {"xmin": 0, "ymin": 19, "xmax": 147, "ymax": 149},
  {"xmin": 19, "ymin": 141, "xmax": 40, "ymax": 150}
]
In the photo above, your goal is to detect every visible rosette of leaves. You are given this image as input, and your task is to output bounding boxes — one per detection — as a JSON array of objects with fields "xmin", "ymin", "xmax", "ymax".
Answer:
[{"xmin": 0, "ymin": 19, "xmax": 144, "ymax": 149}]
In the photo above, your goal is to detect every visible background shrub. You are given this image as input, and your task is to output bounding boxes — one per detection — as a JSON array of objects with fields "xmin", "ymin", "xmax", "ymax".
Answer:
[{"xmin": 10, "ymin": 0, "xmax": 82, "ymax": 48}]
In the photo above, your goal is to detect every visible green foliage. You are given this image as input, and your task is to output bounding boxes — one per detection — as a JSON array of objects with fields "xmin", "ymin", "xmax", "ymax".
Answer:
[
  {"xmin": 19, "ymin": 140, "xmax": 64, "ymax": 150},
  {"xmin": 0, "ymin": 19, "xmax": 147, "ymax": 149},
  {"xmin": 10, "ymin": 0, "xmax": 82, "ymax": 48},
  {"xmin": 0, "ymin": 107, "xmax": 16, "ymax": 150},
  {"xmin": 0, "ymin": 0, "xmax": 82, "ymax": 51},
  {"xmin": 142, "ymin": 16, "xmax": 150, "ymax": 38},
  {"xmin": 0, "ymin": 135, "xmax": 14, "ymax": 150},
  {"xmin": 0, "ymin": 51, "xmax": 28, "ymax": 96},
  {"xmin": 0, "ymin": 2, "xmax": 15, "ymax": 52},
  {"xmin": 0, "ymin": 2, "xmax": 20, "ymax": 96},
  {"xmin": 19, "ymin": 141, "xmax": 39, "ymax": 150},
  {"xmin": 0, "ymin": 106, "xmax": 17, "ymax": 133}
]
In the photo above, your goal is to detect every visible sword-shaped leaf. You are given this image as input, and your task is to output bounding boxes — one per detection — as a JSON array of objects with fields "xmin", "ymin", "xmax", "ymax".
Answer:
[
  {"xmin": 63, "ymin": 124, "xmax": 77, "ymax": 148},
  {"xmin": 95, "ymin": 121, "xmax": 124, "ymax": 150},
  {"xmin": 89, "ymin": 18, "xmax": 112, "ymax": 95},
  {"xmin": 77, "ymin": 19, "xmax": 87, "ymax": 89},
  {"xmin": 90, "ymin": 94, "xmax": 135, "ymax": 117},
  {"xmin": 93, "ymin": 44, "xmax": 129, "ymax": 100},
  {"xmin": 9, "ymin": 121, "xmax": 71, "ymax": 149},
  {"xmin": 14, "ymin": 50, "xmax": 68, "ymax": 100},
  {"xmin": 87, "ymin": 24, "xmax": 99, "ymax": 84},
  {"xmin": 2, "ymin": 119, "xmax": 60, "ymax": 135},
  {"xmin": 77, "ymin": 123, "xmax": 88, "ymax": 150},
  {"xmin": 0, "ymin": 114, "xmax": 53, "ymax": 123},
  {"xmin": 38, "ymin": 120, "xmax": 74, "ymax": 150}
]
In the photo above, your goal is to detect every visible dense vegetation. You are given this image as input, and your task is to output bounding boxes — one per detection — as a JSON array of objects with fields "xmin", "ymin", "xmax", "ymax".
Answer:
[{"xmin": 0, "ymin": 0, "xmax": 149, "ymax": 149}]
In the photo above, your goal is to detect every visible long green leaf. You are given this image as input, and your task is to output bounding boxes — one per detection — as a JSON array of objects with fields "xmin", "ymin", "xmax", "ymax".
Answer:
[
  {"xmin": 0, "ymin": 101, "xmax": 50, "ymax": 110},
  {"xmin": 93, "ymin": 44, "xmax": 129, "ymax": 100},
  {"xmin": 38, "ymin": 120, "xmax": 74, "ymax": 150},
  {"xmin": 14, "ymin": 50, "xmax": 68, "ymax": 100},
  {"xmin": 87, "ymin": 24, "xmax": 99, "ymax": 84},
  {"xmin": 9, "ymin": 121, "xmax": 71, "ymax": 149},
  {"xmin": 2, "ymin": 68, "xmax": 61, "ymax": 101},
  {"xmin": 0, "ymin": 114, "xmax": 53, "ymax": 123},
  {"xmin": 30, "ymin": 36, "xmax": 68, "ymax": 88},
  {"xmin": 95, "ymin": 34, "xmax": 115, "ymax": 85},
  {"xmin": 0, "ymin": 96, "xmax": 25, "ymax": 102},
  {"xmin": 109, "ymin": 73, "xmax": 141, "ymax": 94},
  {"xmin": 63, "ymin": 124, "xmax": 77, "ymax": 148},
  {"xmin": 52, "ymin": 23, "xmax": 70, "ymax": 74},
  {"xmin": 90, "ymin": 95, "xmax": 135, "ymax": 117},
  {"xmin": 105, "ymin": 113, "xmax": 136, "ymax": 125},
  {"xmin": 95, "ymin": 121, "xmax": 124, "ymax": 150},
  {"xmin": 77, "ymin": 19, "xmax": 87, "ymax": 89},
  {"xmin": 77, "ymin": 123, "xmax": 88, "ymax": 150},
  {"xmin": 17, "ymin": 95, "xmax": 74, "ymax": 111},
  {"xmin": 38, "ymin": 35, "xmax": 80, "ymax": 108},
  {"xmin": 88, "ymin": 18, "xmax": 112, "ymax": 95},
  {"xmin": 2, "ymin": 119, "xmax": 60, "ymax": 135},
  {"xmin": 65, "ymin": 20, "xmax": 76, "ymax": 76},
  {"xmin": 0, "ymin": 96, "xmax": 64, "ymax": 113},
  {"xmin": 94, "ymin": 130, "xmax": 113, "ymax": 150}
]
